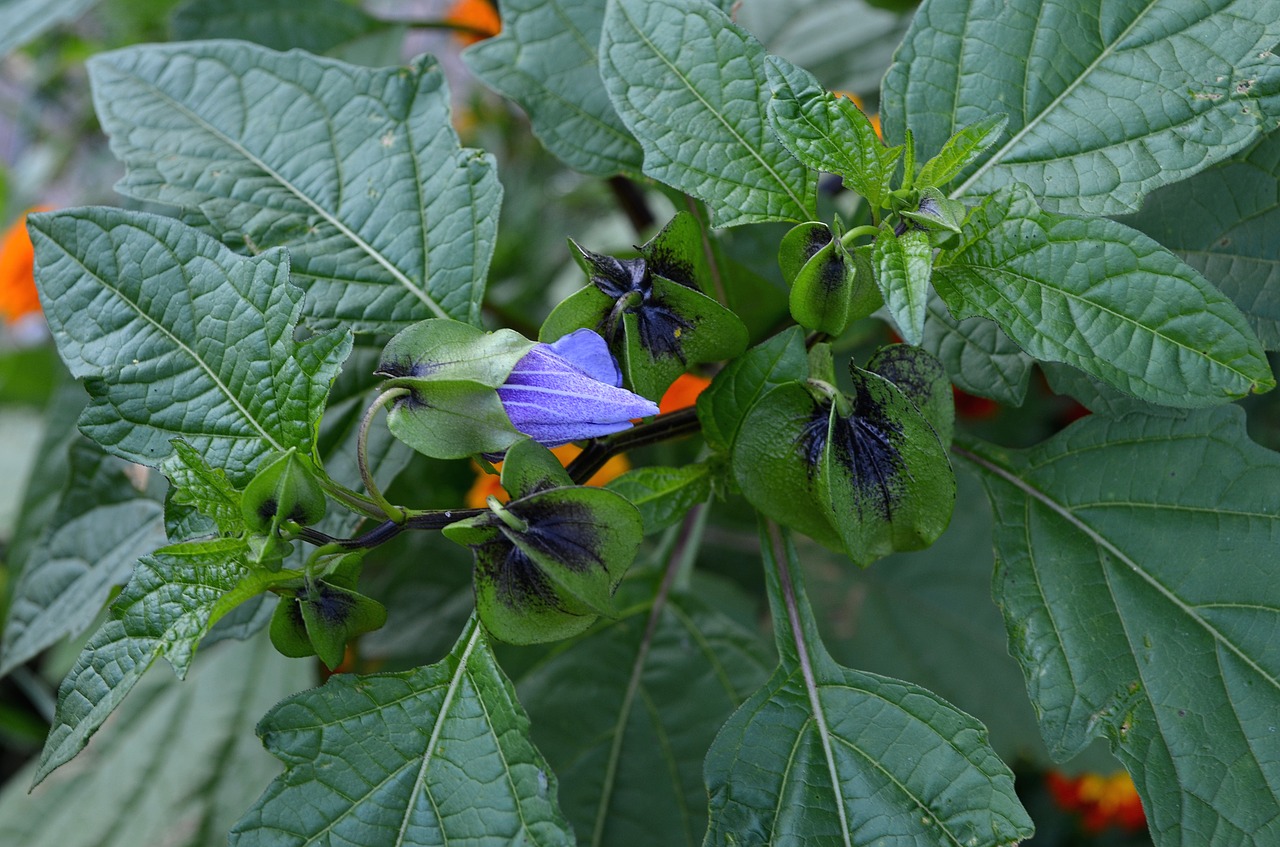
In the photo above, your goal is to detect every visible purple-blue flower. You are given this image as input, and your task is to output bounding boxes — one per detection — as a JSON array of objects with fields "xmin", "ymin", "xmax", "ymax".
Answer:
[{"xmin": 498, "ymin": 329, "xmax": 659, "ymax": 446}]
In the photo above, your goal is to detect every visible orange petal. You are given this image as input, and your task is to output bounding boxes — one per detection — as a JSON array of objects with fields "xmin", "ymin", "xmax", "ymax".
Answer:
[
  {"xmin": 658, "ymin": 372, "xmax": 712, "ymax": 415},
  {"xmin": 0, "ymin": 207, "xmax": 50, "ymax": 324},
  {"xmin": 445, "ymin": 0, "xmax": 501, "ymax": 45}
]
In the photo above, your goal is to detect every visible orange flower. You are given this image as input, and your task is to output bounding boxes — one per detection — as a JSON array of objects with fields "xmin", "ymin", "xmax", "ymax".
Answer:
[
  {"xmin": 465, "ymin": 443, "xmax": 630, "ymax": 508},
  {"xmin": 658, "ymin": 372, "xmax": 712, "ymax": 414},
  {"xmin": 1047, "ymin": 770, "xmax": 1146, "ymax": 833},
  {"xmin": 0, "ymin": 208, "xmax": 49, "ymax": 324},
  {"xmin": 445, "ymin": 0, "xmax": 501, "ymax": 46}
]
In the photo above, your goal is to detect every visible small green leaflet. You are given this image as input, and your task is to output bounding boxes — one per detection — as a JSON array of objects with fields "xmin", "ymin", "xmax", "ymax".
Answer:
[
  {"xmin": 873, "ymin": 227, "xmax": 932, "ymax": 346},
  {"xmin": 915, "ymin": 113, "xmax": 1007, "ymax": 189},
  {"xmin": 32, "ymin": 538, "xmax": 289, "ymax": 786},
  {"xmin": 703, "ymin": 525, "xmax": 1034, "ymax": 845},
  {"xmin": 88, "ymin": 42, "xmax": 500, "ymax": 329},
  {"xmin": 766, "ymin": 55, "xmax": 900, "ymax": 210},
  {"xmin": 30, "ymin": 209, "xmax": 351, "ymax": 486},
  {"xmin": 961, "ymin": 408, "xmax": 1280, "ymax": 845},
  {"xmin": 464, "ymin": 0, "xmax": 643, "ymax": 177},
  {"xmin": 230, "ymin": 614, "xmax": 574, "ymax": 847},
  {"xmin": 933, "ymin": 184, "xmax": 1274, "ymax": 407},
  {"xmin": 605, "ymin": 464, "xmax": 712, "ymax": 535},
  {"xmin": 697, "ymin": 325, "xmax": 808, "ymax": 453},
  {"xmin": 883, "ymin": 0, "xmax": 1280, "ymax": 215},
  {"xmin": 600, "ymin": 0, "xmax": 816, "ymax": 226}
]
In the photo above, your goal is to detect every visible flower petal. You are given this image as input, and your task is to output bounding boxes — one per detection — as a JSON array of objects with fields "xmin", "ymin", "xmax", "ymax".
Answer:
[{"xmin": 545, "ymin": 328, "xmax": 623, "ymax": 386}]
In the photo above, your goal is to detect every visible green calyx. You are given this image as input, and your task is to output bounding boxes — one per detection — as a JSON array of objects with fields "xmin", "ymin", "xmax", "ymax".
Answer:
[
  {"xmin": 241, "ymin": 448, "xmax": 327, "ymax": 536},
  {"xmin": 268, "ymin": 556, "xmax": 388, "ymax": 669}
]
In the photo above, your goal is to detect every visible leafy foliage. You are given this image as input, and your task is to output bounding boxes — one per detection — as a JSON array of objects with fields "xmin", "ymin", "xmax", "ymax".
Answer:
[
  {"xmin": 8, "ymin": 0, "xmax": 1280, "ymax": 844},
  {"xmin": 964, "ymin": 408, "xmax": 1280, "ymax": 844},
  {"xmin": 231, "ymin": 615, "xmax": 574, "ymax": 847}
]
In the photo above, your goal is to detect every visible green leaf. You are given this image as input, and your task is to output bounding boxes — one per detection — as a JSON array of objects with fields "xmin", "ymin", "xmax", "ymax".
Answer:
[
  {"xmin": 599, "ymin": 0, "xmax": 816, "ymax": 226},
  {"xmin": 883, "ymin": 0, "xmax": 1280, "ymax": 215},
  {"xmin": 703, "ymin": 525, "xmax": 1034, "ymax": 845},
  {"xmin": 802, "ymin": 468, "xmax": 1048, "ymax": 764},
  {"xmin": 88, "ymin": 42, "xmax": 500, "ymax": 329},
  {"xmin": 463, "ymin": 0, "xmax": 643, "ymax": 177},
  {"xmin": 163, "ymin": 438, "xmax": 246, "ymax": 538},
  {"xmin": 517, "ymin": 584, "xmax": 773, "ymax": 845},
  {"xmin": 30, "ymin": 208, "xmax": 352, "ymax": 485},
  {"xmin": 933, "ymin": 184, "xmax": 1274, "ymax": 407},
  {"xmin": 0, "ymin": 501, "xmax": 165, "ymax": 679},
  {"xmin": 169, "ymin": 0, "xmax": 384, "ymax": 54},
  {"xmin": 922, "ymin": 291, "xmax": 1032, "ymax": 406},
  {"xmin": 0, "ymin": 632, "xmax": 314, "ymax": 847},
  {"xmin": 0, "ymin": 0, "xmax": 97, "ymax": 57},
  {"xmin": 874, "ymin": 227, "xmax": 932, "ymax": 346},
  {"xmin": 915, "ymin": 113, "xmax": 1007, "ymax": 189},
  {"xmin": 766, "ymin": 55, "xmax": 900, "ymax": 209},
  {"xmin": 32, "ymin": 538, "xmax": 286, "ymax": 785},
  {"xmin": 960, "ymin": 408, "xmax": 1280, "ymax": 844},
  {"xmin": 605, "ymin": 463, "xmax": 712, "ymax": 534},
  {"xmin": 697, "ymin": 325, "xmax": 807, "ymax": 453},
  {"xmin": 1121, "ymin": 128, "xmax": 1280, "ymax": 350},
  {"xmin": 230, "ymin": 614, "xmax": 575, "ymax": 847}
]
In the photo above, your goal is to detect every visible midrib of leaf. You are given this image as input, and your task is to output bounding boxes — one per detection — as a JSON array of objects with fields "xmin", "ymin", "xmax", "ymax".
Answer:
[
  {"xmin": 551, "ymin": 1, "xmax": 596, "ymax": 58},
  {"xmin": 55, "ymin": 243, "xmax": 284, "ymax": 454},
  {"xmin": 394, "ymin": 616, "xmax": 483, "ymax": 846},
  {"xmin": 955, "ymin": 443, "xmax": 1280, "ymax": 695},
  {"xmin": 121, "ymin": 68, "xmax": 451, "ymax": 320},
  {"xmin": 767, "ymin": 525, "xmax": 852, "ymax": 847},
  {"xmin": 591, "ymin": 552, "xmax": 686, "ymax": 847},
  {"xmin": 950, "ymin": 0, "xmax": 1160, "ymax": 199},
  {"xmin": 614, "ymin": 3, "xmax": 809, "ymax": 213},
  {"xmin": 945, "ymin": 260, "xmax": 1261, "ymax": 386}
]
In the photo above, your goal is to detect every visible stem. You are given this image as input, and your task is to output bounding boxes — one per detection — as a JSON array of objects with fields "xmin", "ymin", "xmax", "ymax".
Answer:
[
  {"xmin": 839, "ymin": 224, "xmax": 879, "ymax": 246},
  {"xmin": 608, "ymin": 176, "xmax": 656, "ymax": 235},
  {"xmin": 359, "ymin": 388, "xmax": 409, "ymax": 522},
  {"xmin": 565, "ymin": 407, "xmax": 702, "ymax": 483},
  {"xmin": 318, "ymin": 477, "xmax": 386, "ymax": 521},
  {"xmin": 487, "ymin": 495, "xmax": 529, "ymax": 532}
]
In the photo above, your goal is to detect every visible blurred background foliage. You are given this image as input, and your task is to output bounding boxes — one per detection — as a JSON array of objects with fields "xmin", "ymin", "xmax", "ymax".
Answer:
[{"xmin": 3, "ymin": 0, "xmax": 1261, "ymax": 842}]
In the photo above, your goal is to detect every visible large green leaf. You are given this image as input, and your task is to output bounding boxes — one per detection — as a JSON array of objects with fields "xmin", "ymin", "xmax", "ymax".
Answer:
[
  {"xmin": 88, "ymin": 42, "xmax": 500, "ymax": 329},
  {"xmin": 703, "ymin": 525, "xmax": 1034, "ymax": 845},
  {"xmin": 33, "ymin": 538, "xmax": 287, "ymax": 785},
  {"xmin": 933, "ymin": 184, "xmax": 1274, "ymax": 407},
  {"xmin": 960, "ymin": 408, "xmax": 1280, "ymax": 845},
  {"xmin": 0, "ymin": 0, "xmax": 97, "ymax": 57},
  {"xmin": 883, "ymin": 0, "xmax": 1280, "ymax": 215},
  {"xmin": 697, "ymin": 325, "xmax": 808, "ymax": 453},
  {"xmin": 921, "ymin": 291, "xmax": 1032, "ymax": 406},
  {"xmin": 0, "ymin": 499, "xmax": 165, "ymax": 678},
  {"xmin": 230, "ymin": 614, "xmax": 574, "ymax": 847},
  {"xmin": 29, "ymin": 208, "xmax": 351, "ymax": 485},
  {"xmin": 1122, "ymin": 128, "xmax": 1280, "ymax": 350},
  {"xmin": 517, "ymin": 582, "xmax": 772, "ymax": 847},
  {"xmin": 599, "ymin": 0, "xmax": 815, "ymax": 227},
  {"xmin": 463, "ymin": 0, "xmax": 643, "ymax": 177},
  {"xmin": 0, "ymin": 632, "xmax": 312, "ymax": 847},
  {"xmin": 801, "ymin": 469, "xmax": 1046, "ymax": 764}
]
